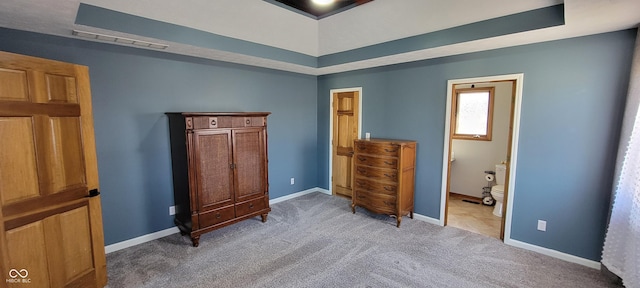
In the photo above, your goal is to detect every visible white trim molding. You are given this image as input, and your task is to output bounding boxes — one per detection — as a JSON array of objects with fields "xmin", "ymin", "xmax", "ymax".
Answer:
[
  {"xmin": 412, "ymin": 213, "xmax": 441, "ymax": 226},
  {"xmin": 440, "ymin": 73, "xmax": 524, "ymax": 245},
  {"xmin": 105, "ymin": 226, "xmax": 180, "ymax": 254},
  {"xmin": 505, "ymin": 239, "xmax": 601, "ymax": 269},
  {"xmin": 269, "ymin": 187, "xmax": 331, "ymax": 205},
  {"xmin": 105, "ymin": 188, "xmax": 332, "ymax": 253}
]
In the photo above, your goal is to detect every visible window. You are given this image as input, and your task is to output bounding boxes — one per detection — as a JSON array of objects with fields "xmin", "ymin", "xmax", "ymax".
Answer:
[{"xmin": 452, "ymin": 87, "xmax": 494, "ymax": 141}]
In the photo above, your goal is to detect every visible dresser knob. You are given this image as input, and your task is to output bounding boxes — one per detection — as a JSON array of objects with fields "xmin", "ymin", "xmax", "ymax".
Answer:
[
  {"xmin": 384, "ymin": 173, "xmax": 396, "ymax": 179},
  {"xmin": 358, "ymin": 156, "xmax": 366, "ymax": 161},
  {"xmin": 384, "ymin": 148, "xmax": 398, "ymax": 153},
  {"xmin": 384, "ymin": 161, "xmax": 394, "ymax": 165},
  {"xmin": 384, "ymin": 186, "xmax": 393, "ymax": 191},
  {"xmin": 246, "ymin": 119, "xmax": 251, "ymax": 125},
  {"xmin": 211, "ymin": 119, "xmax": 216, "ymax": 125},
  {"xmin": 216, "ymin": 213, "xmax": 221, "ymax": 219},
  {"xmin": 249, "ymin": 203, "xmax": 254, "ymax": 209}
]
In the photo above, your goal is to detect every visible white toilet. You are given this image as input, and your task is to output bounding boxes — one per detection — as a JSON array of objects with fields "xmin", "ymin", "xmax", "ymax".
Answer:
[{"xmin": 490, "ymin": 164, "xmax": 507, "ymax": 217}]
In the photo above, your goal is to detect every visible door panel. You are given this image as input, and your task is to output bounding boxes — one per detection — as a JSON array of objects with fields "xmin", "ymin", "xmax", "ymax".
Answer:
[
  {"xmin": 0, "ymin": 51, "xmax": 106, "ymax": 287},
  {"xmin": 49, "ymin": 117, "xmax": 86, "ymax": 193},
  {"xmin": 332, "ymin": 91, "xmax": 359, "ymax": 198},
  {"xmin": 0, "ymin": 68, "xmax": 29, "ymax": 101},
  {"xmin": 0, "ymin": 117, "xmax": 40, "ymax": 204},
  {"xmin": 193, "ymin": 130, "xmax": 234, "ymax": 210},
  {"xmin": 45, "ymin": 74, "xmax": 78, "ymax": 104},
  {"xmin": 233, "ymin": 128, "xmax": 265, "ymax": 202}
]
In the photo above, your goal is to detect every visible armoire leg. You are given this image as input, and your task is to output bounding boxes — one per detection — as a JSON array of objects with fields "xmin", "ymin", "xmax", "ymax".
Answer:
[
  {"xmin": 261, "ymin": 214, "xmax": 268, "ymax": 223},
  {"xmin": 191, "ymin": 236, "xmax": 200, "ymax": 247}
]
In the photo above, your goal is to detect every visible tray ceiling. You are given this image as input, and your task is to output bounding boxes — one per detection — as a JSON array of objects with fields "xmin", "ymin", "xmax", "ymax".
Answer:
[{"xmin": 0, "ymin": 0, "xmax": 638, "ymax": 75}]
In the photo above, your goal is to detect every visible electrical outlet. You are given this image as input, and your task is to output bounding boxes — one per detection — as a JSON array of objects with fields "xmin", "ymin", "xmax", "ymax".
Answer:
[
  {"xmin": 365, "ymin": 132, "xmax": 371, "ymax": 139},
  {"xmin": 169, "ymin": 206, "xmax": 176, "ymax": 216},
  {"xmin": 290, "ymin": 178, "xmax": 295, "ymax": 185},
  {"xmin": 537, "ymin": 220, "xmax": 546, "ymax": 231}
]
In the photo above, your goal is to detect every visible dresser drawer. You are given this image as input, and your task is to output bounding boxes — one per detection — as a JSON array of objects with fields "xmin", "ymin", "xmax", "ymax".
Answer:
[
  {"xmin": 354, "ymin": 190, "xmax": 396, "ymax": 214},
  {"xmin": 355, "ymin": 141, "xmax": 401, "ymax": 157},
  {"xmin": 355, "ymin": 165, "xmax": 398, "ymax": 182},
  {"xmin": 354, "ymin": 154, "xmax": 398, "ymax": 169},
  {"xmin": 199, "ymin": 206, "xmax": 235, "ymax": 228},
  {"xmin": 236, "ymin": 197, "xmax": 266, "ymax": 217},
  {"xmin": 354, "ymin": 178, "xmax": 397, "ymax": 196}
]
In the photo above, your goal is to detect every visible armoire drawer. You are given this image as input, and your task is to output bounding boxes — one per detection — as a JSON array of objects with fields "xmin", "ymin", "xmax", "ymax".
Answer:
[
  {"xmin": 199, "ymin": 206, "xmax": 235, "ymax": 228},
  {"xmin": 354, "ymin": 190, "xmax": 396, "ymax": 214},
  {"xmin": 355, "ymin": 141, "xmax": 400, "ymax": 157},
  {"xmin": 354, "ymin": 154, "xmax": 398, "ymax": 169},
  {"xmin": 236, "ymin": 197, "xmax": 266, "ymax": 217},
  {"xmin": 353, "ymin": 178, "xmax": 398, "ymax": 196},
  {"xmin": 354, "ymin": 165, "xmax": 398, "ymax": 182}
]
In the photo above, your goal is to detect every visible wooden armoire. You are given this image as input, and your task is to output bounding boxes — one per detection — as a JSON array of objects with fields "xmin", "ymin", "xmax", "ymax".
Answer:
[{"xmin": 167, "ymin": 112, "xmax": 271, "ymax": 247}]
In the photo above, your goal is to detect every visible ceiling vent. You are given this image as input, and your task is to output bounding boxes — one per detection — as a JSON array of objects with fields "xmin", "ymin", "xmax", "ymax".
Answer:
[{"xmin": 72, "ymin": 30, "xmax": 169, "ymax": 50}]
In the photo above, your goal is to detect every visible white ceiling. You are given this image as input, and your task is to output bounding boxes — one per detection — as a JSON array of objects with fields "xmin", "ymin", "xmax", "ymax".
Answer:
[{"xmin": 0, "ymin": 0, "xmax": 639, "ymax": 75}]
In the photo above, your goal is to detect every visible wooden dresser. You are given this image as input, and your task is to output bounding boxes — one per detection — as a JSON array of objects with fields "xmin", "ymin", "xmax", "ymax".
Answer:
[
  {"xmin": 351, "ymin": 138, "xmax": 417, "ymax": 227},
  {"xmin": 167, "ymin": 112, "xmax": 270, "ymax": 246}
]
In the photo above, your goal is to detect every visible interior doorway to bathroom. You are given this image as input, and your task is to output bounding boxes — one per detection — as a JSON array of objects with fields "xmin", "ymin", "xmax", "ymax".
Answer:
[{"xmin": 440, "ymin": 74, "xmax": 524, "ymax": 241}]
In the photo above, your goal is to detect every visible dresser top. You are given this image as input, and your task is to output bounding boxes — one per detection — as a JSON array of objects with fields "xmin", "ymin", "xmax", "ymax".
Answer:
[
  {"xmin": 356, "ymin": 138, "xmax": 417, "ymax": 144},
  {"xmin": 166, "ymin": 112, "xmax": 271, "ymax": 117}
]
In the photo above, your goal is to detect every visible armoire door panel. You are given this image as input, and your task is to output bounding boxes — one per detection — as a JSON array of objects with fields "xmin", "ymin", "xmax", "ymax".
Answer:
[
  {"xmin": 194, "ymin": 131, "xmax": 234, "ymax": 210},
  {"xmin": 233, "ymin": 129, "xmax": 265, "ymax": 201}
]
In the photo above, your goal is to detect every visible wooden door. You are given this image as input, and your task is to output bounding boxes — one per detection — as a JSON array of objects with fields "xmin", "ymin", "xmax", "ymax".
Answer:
[
  {"xmin": 0, "ymin": 51, "xmax": 107, "ymax": 287},
  {"xmin": 332, "ymin": 91, "xmax": 359, "ymax": 198},
  {"xmin": 192, "ymin": 130, "xmax": 234, "ymax": 212},
  {"xmin": 233, "ymin": 128, "xmax": 266, "ymax": 203}
]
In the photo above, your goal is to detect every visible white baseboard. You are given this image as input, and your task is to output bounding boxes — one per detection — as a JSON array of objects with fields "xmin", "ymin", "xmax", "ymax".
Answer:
[
  {"xmin": 105, "ymin": 227, "xmax": 180, "ymax": 254},
  {"xmin": 105, "ymin": 187, "xmax": 331, "ymax": 253},
  {"xmin": 412, "ymin": 213, "xmax": 441, "ymax": 226},
  {"xmin": 269, "ymin": 187, "xmax": 331, "ymax": 205},
  {"xmin": 105, "ymin": 189, "xmax": 602, "ymax": 271},
  {"xmin": 505, "ymin": 238, "xmax": 601, "ymax": 269}
]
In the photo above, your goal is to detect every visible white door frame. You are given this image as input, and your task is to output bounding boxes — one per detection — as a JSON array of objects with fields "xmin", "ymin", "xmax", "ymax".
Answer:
[
  {"xmin": 440, "ymin": 73, "xmax": 524, "ymax": 241},
  {"xmin": 328, "ymin": 87, "xmax": 363, "ymax": 194}
]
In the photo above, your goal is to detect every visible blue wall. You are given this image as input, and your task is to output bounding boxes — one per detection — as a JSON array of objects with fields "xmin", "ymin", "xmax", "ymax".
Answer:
[
  {"xmin": 1, "ymin": 26, "xmax": 636, "ymax": 261},
  {"xmin": 318, "ymin": 30, "xmax": 636, "ymax": 261},
  {"xmin": 0, "ymin": 28, "xmax": 318, "ymax": 245}
]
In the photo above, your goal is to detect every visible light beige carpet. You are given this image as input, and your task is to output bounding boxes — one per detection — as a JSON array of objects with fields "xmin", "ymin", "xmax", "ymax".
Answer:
[{"xmin": 105, "ymin": 192, "xmax": 620, "ymax": 288}]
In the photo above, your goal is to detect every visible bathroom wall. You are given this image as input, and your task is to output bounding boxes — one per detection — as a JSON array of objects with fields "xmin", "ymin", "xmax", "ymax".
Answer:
[{"xmin": 450, "ymin": 81, "xmax": 513, "ymax": 198}]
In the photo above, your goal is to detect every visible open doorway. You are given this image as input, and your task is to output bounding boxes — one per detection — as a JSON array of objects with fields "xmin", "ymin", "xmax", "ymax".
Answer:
[{"xmin": 440, "ymin": 74, "xmax": 524, "ymax": 241}]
